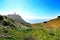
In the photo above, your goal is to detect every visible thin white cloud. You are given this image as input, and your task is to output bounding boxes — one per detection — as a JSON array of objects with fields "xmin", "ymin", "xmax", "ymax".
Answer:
[
  {"xmin": 0, "ymin": 10, "xmax": 57, "ymax": 21},
  {"xmin": 22, "ymin": 16, "xmax": 57, "ymax": 20}
]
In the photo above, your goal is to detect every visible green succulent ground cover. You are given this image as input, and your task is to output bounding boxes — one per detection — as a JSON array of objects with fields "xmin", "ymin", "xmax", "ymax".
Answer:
[{"xmin": 0, "ymin": 25, "xmax": 60, "ymax": 40}]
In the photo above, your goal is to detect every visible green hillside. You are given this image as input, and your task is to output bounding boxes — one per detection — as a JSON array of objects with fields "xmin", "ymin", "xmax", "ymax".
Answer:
[{"xmin": 0, "ymin": 15, "xmax": 60, "ymax": 40}]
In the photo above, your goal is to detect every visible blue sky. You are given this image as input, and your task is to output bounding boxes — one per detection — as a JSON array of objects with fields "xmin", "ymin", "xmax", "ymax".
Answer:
[{"xmin": 0, "ymin": 0, "xmax": 60, "ymax": 21}]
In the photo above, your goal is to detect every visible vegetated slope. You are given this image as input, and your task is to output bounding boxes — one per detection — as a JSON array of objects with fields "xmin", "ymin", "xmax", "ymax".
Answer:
[
  {"xmin": 1, "ymin": 15, "xmax": 60, "ymax": 40},
  {"xmin": 0, "ymin": 15, "xmax": 32, "ymax": 40},
  {"xmin": 32, "ymin": 16, "xmax": 60, "ymax": 30}
]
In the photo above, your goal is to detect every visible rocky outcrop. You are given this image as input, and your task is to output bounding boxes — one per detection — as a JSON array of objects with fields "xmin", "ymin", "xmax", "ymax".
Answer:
[{"xmin": 7, "ymin": 12, "xmax": 31, "ymax": 27}]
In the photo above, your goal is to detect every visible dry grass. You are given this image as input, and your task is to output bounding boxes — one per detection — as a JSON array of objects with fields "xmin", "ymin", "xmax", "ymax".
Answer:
[{"xmin": 32, "ymin": 18, "xmax": 60, "ymax": 30}]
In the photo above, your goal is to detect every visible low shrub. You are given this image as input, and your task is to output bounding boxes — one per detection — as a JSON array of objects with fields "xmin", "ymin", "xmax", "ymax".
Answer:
[
  {"xmin": 0, "ymin": 15, "xmax": 4, "ymax": 21},
  {"xmin": 44, "ymin": 21, "xmax": 47, "ymax": 23},
  {"xmin": 2, "ymin": 21, "xmax": 9, "ymax": 26}
]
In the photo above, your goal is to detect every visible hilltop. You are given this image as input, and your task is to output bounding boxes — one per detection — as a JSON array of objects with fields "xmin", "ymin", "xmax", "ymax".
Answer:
[{"xmin": 7, "ymin": 13, "xmax": 31, "ymax": 27}]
